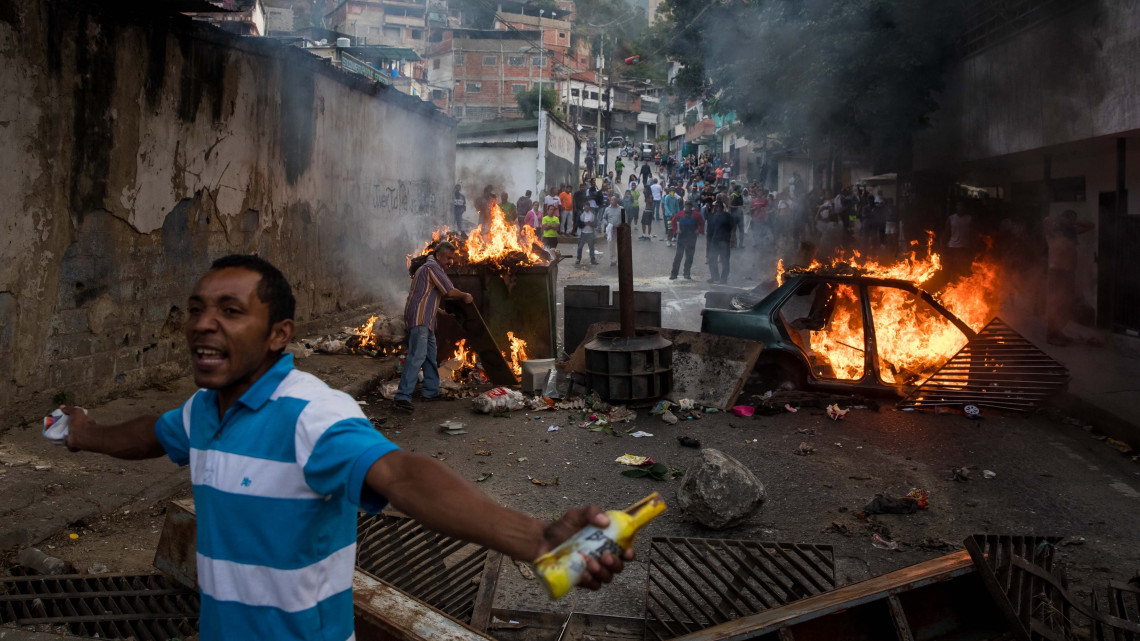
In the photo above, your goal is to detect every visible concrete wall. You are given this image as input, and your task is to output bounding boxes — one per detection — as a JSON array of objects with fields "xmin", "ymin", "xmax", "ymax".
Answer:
[
  {"xmin": 539, "ymin": 110, "xmax": 579, "ymax": 194},
  {"xmin": 914, "ymin": 1, "xmax": 1140, "ymax": 168},
  {"xmin": 0, "ymin": 0, "xmax": 455, "ymax": 423}
]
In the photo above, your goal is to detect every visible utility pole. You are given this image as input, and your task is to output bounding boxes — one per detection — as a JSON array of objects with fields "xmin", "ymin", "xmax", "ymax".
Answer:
[{"xmin": 535, "ymin": 9, "xmax": 545, "ymax": 201}]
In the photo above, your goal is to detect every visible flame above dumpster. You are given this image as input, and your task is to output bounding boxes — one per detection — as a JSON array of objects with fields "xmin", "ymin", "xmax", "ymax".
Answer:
[
  {"xmin": 775, "ymin": 233, "xmax": 1000, "ymax": 385},
  {"xmin": 416, "ymin": 203, "xmax": 547, "ymax": 270}
]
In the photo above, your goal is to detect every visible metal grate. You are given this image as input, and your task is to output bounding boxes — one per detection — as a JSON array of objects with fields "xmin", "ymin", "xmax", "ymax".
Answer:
[
  {"xmin": 899, "ymin": 317, "xmax": 1069, "ymax": 413},
  {"xmin": 965, "ymin": 534, "xmax": 1140, "ymax": 641},
  {"xmin": 0, "ymin": 571, "xmax": 199, "ymax": 640},
  {"xmin": 643, "ymin": 537, "xmax": 835, "ymax": 641},
  {"xmin": 356, "ymin": 513, "xmax": 497, "ymax": 624},
  {"xmin": 1095, "ymin": 581, "xmax": 1140, "ymax": 641}
]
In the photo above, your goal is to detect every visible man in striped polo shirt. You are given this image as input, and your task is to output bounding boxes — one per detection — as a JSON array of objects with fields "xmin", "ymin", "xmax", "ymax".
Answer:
[
  {"xmin": 61, "ymin": 254, "xmax": 629, "ymax": 640},
  {"xmin": 394, "ymin": 241, "xmax": 472, "ymax": 413}
]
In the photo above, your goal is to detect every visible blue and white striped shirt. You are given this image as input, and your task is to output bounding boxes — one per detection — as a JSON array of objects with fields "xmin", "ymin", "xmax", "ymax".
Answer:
[{"xmin": 155, "ymin": 354, "xmax": 399, "ymax": 640}]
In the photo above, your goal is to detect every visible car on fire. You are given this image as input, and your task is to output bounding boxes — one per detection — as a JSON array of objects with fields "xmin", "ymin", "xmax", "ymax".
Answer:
[{"xmin": 701, "ymin": 272, "xmax": 978, "ymax": 394}]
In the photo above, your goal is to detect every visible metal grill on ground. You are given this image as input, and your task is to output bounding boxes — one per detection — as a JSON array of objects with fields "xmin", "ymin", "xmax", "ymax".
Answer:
[
  {"xmin": 0, "ymin": 570, "xmax": 199, "ymax": 640},
  {"xmin": 642, "ymin": 537, "xmax": 835, "ymax": 641},
  {"xmin": 899, "ymin": 318, "xmax": 1070, "ymax": 413},
  {"xmin": 965, "ymin": 534, "xmax": 1140, "ymax": 641},
  {"xmin": 356, "ymin": 512, "xmax": 501, "ymax": 626}
]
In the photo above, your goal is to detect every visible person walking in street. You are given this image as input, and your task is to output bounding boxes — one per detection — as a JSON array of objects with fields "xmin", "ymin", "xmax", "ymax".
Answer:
[
  {"xmin": 576, "ymin": 202, "xmax": 598, "ymax": 265},
  {"xmin": 943, "ymin": 201, "xmax": 974, "ymax": 280},
  {"xmin": 627, "ymin": 183, "xmax": 642, "ymax": 236},
  {"xmin": 640, "ymin": 161, "xmax": 652, "ymax": 192},
  {"xmin": 615, "ymin": 157, "xmax": 625, "ymax": 183},
  {"xmin": 59, "ymin": 254, "xmax": 630, "ymax": 641},
  {"xmin": 572, "ymin": 183, "xmax": 588, "ymax": 236},
  {"xmin": 396, "ymin": 241, "xmax": 473, "ymax": 412},
  {"xmin": 662, "ymin": 186, "xmax": 680, "ymax": 247},
  {"xmin": 559, "ymin": 185, "xmax": 574, "ymax": 234},
  {"xmin": 650, "ymin": 178, "xmax": 663, "ymax": 222},
  {"xmin": 707, "ymin": 202, "xmax": 734, "ymax": 284},
  {"xmin": 640, "ymin": 187, "xmax": 654, "ymax": 240},
  {"xmin": 602, "ymin": 194, "xmax": 624, "ymax": 267},
  {"xmin": 669, "ymin": 200, "xmax": 704, "ymax": 280},
  {"xmin": 541, "ymin": 204, "xmax": 561, "ymax": 249},
  {"xmin": 452, "ymin": 184, "xmax": 466, "ymax": 231},
  {"xmin": 516, "ymin": 190, "xmax": 532, "ymax": 222},
  {"xmin": 728, "ymin": 183, "xmax": 745, "ymax": 248}
]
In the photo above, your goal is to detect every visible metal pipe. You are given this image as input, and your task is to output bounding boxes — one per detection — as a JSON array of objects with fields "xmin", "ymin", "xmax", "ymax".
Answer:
[{"xmin": 617, "ymin": 219, "xmax": 635, "ymax": 337}]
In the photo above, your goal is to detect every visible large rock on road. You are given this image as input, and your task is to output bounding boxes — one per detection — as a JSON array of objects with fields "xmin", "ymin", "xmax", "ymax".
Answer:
[{"xmin": 676, "ymin": 448, "xmax": 766, "ymax": 529}]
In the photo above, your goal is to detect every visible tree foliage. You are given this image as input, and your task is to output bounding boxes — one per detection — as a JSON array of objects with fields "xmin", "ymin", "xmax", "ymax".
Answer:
[
  {"xmin": 659, "ymin": 0, "xmax": 966, "ymax": 163},
  {"xmin": 516, "ymin": 86, "xmax": 561, "ymax": 118}
]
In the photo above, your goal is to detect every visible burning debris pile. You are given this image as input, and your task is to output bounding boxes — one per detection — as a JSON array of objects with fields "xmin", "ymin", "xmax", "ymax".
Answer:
[
  {"xmin": 415, "ymin": 203, "xmax": 549, "ymax": 274},
  {"xmin": 442, "ymin": 333, "xmax": 530, "ymax": 385},
  {"xmin": 295, "ymin": 314, "xmax": 408, "ymax": 357},
  {"xmin": 775, "ymin": 233, "xmax": 1000, "ymax": 385}
]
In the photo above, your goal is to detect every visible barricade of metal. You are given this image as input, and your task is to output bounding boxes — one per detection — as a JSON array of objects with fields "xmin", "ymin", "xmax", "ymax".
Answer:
[
  {"xmin": 899, "ymin": 317, "xmax": 1070, "ymax": 412},
  {"xmin": 642, "ymin": 537, "xmax": 835, "ymax": 641},
  {"xmin": 965, "ymin": 534, "xmax": 1140, "ymax": 641},
  {"xmin": 0, "ymin": 571, "xmax": 199, "ymax": 640},
  {"xmin": 355, "ymin": 512, "xmax": 502, "ymax": 629}
]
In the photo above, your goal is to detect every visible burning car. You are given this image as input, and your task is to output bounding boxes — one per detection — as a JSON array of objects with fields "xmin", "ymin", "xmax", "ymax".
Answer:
[
  {"xmin": 702, "ymin": 237, "xmax": 1001, "ymax": 394},
  {"xmin": 702, "ymin": 273, "xmax": 978, "ymax": 393}
]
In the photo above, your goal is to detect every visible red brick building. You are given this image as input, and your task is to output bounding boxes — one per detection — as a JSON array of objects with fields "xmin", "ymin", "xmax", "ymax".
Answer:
[{"xmin": 424, "ymin": 8, "xmax": 576, "ymax": 121}]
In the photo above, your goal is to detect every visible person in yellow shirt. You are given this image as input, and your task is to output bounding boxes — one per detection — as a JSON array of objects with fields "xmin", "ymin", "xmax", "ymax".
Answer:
[{"xmin": 541, "ymin": 204, "xmax": 561, "ymax": 249}]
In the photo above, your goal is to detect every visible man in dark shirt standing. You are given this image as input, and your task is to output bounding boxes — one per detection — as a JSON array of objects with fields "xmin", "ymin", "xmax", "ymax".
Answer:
[
  {"xmin": 452, "ymin": 184, "xmax": 466, "ymax": 231},
  {"xmin": 707, "ymin": 202, "xmax": 735, "ymax": 284},
  {"xmin": 516, "ymin": 190, "xmax": 533, "ymax": 223}
]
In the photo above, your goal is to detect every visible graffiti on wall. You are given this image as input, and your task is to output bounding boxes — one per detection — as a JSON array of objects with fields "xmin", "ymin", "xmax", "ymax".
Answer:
[{"xmin": 370, "ymin": 179, "xmax": 440, "ymax": 214}]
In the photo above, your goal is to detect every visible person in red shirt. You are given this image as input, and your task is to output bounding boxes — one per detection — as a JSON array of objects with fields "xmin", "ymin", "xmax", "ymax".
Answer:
[{"xmin": 669, "ymin": 201, "xmax": 705, "ymax": 280}]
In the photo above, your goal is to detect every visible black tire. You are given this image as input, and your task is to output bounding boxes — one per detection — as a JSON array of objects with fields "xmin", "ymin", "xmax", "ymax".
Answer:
[{"xmin": 754, "ymin": 358, "xmax": 807, "ymax": 391}]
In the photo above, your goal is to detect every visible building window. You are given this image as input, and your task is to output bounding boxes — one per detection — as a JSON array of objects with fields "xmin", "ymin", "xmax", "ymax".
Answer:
[
  {"xmin": 411, "ymin": 29, "xmax": 423, "ymax": 39},
  {"xmin": 570, "ymin": 88, "xmax": 580, "ymax": 97},
  {"xmin": 466, "ymin": 81, "xmax": 481, "ymax": 92},
  {"xmin": 512, "ymin": 83, "xmax": 527, "ymax": 95},
  {"xmin": 433, "ymin": 58, "xmax": 441, "ymax": 69},
  {"xmin": 432, "ymin": 89, "xmax": 443, "ymax": 99},
  {"xmin": 531, "ymin": 56, "xmax": 543, "ymax": 66},
  {"xmin": 558, "ymin": 31, "xmax": 566, "ymax": 38},
  {"xmin": 383, "ymin": 26, "xmax": 400, "ymax": 39},
  {"xmin": 590, "ymin": 91, "xmax": 598, "ymax": 100},
  {"xmin": 454, "ymin": 54, "xmax": 465, "ymax": 65},
  {"xmin": 483, "ymin": 55, "xmax": 497, "ymax": 66},
  {"xmin": 508, "ymin": 55, "xmax": 525, "ymax": 66}
]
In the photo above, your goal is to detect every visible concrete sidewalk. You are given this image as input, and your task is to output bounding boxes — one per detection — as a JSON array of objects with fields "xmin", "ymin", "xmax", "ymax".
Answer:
[{"xmin": 1040, "ymin": 331, "xmax": 1140, "ymax": 450}]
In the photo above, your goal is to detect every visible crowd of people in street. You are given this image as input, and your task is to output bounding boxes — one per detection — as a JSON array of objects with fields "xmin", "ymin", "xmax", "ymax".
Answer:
[
  {"xmin": 449, "ymin": 147, "xmax": 915, "ymax": 285},
  {"xmin": 450, "ymin": 145, "xmax": 1094, "ymax": 347}
]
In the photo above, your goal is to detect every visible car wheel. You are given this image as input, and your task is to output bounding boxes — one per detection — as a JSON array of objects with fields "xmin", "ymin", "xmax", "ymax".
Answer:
[{"xmin": 754, "ymin": 359, "xmax": 807, "ymax": 392}]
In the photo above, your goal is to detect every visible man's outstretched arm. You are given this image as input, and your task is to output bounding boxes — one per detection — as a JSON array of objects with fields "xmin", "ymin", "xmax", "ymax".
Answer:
[
  {"xmin": 63, "ymin": 406, "xmax": 167, "ymax": 460},
  {"xmin": 365, "ymin": 450, "xmax": 629, "ymax": 590}
]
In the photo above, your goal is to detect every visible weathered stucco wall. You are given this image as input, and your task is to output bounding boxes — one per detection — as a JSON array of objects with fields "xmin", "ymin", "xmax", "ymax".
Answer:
[
  {"xmin": 913, "ymin": 1, "xmax": 1140, "ymax": 168},
  {"xmin": 0, "ymin": 0, "xmax": 455, "ymax": 423}
]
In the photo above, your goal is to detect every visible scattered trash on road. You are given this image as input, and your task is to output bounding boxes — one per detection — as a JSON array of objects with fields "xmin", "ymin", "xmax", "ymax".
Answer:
[
  {"xmin": 871, "ymin": 533, "xmax": 899, "ymax": 551},
  {"xmin": 785, "ymin": 404, "xmax": 798, "ymax": 413},
  {"xmin": 87, "ymin": 562, "xmax": 108, "ymax": 575},
  {"xmin": 548, "ymin": 425, "xmax": 560, "ymax": 432},
  {"xmin": 907, "ymin": 488, "xmax": 930, "ymax": 509},
  {"xmin": 651, "ymin": 400, "xmax": 671, "ymax": 415},
  {"xmin": 528, "ymin": 476, "xmax": 559, "ymax": 486},
  {"xmin": 474, "ymin": 450, "xmax": 492, "ymax": 456},
  {"xmin": 826, "ymin": 404, "xmax": 849, "ymax": 421},
  {"xmin": 982, "ymin": 469, "xmax": 997, "ymax": 479},
  {"xmin": 621, "ymin": 463, "xmax": 682, "ymax": 481},
  {"xmin": 795, "ymin": 442, "xmax": 815, "ymax": 456},
  {"xmin": 630, "ymin": 431, "xmax": 654, "ymax": 438},
  {"xmin": 473, "ymin": 387, "xmax": 526, "ymax": 413},
  {"xmin": 952, "ymin": 467, "xmax": 971, "ymax": 482},
  {"xmin": 732, "ymin": 406, "xmax": 755, "ymax": 417},
  {"xmin": 615, "ymin": 454, "xmax": 653, "ymax": 466},
  {"xmin": 439, "ymin": 421, "xmax": 467, "ymax": 436},
  {"xmin": 864, "ymin": 494, "xmax": 918, "ymax": 514},
  {"xmin": 677, "ymin": 436, "xmax": 701, "ymax": 448},
  {"xmin": 661, "ymin": 410, "xmax": 679, "ymax": 425},
  {"xmin": 475, "ymin": 473, "xmax": 493, "ymax": 482}
]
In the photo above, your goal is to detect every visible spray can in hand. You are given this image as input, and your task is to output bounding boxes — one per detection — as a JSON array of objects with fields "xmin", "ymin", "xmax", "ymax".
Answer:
[{"xmin": 533, "ymin": 493, "xmax": 666, "ymax": 599}]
